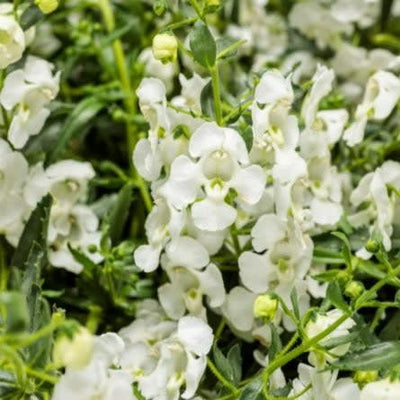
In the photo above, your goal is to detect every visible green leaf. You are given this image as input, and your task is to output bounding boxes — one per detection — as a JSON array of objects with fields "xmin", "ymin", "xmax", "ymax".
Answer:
[
  {"xmin": 200, "ymin": 81, "xmax": 215, "ymax": 119},
  {"xmin": 49, "ymin": 96, "xmax": 107, "ymax": 163},
  {"xmin": 227, "ymin": 344, "xmax": 242, "ymax": 385},
  {"xmin": 326, "ymin": 281, "xmax": 348, "ymax": 312},
  {"xmin": 107, "ymin": 183, "xmax": 133, "ymax": 245},
  {"xmin": 290, "ymin": 287, "xmax": 300, "ymax": 320},
  {"xmin": 331, "ymin": 231, "xmax": 352, "ymax": 269},
  {"xmin": 313, "ymin": 269, "xmax": 344, "ymax": 282},
  {"xmin": 239, "ymin": 375, "xmax": 264, "ymax": 400},
  {"xmin": 380, "ymin": 311, "xmax": 400, "ymax": 341},
  {"xmin": 20, "ymin": 5, "xmax": 43, "ymax": 30},
  {"xmin": 331, "ymin": 341, "xmax": 400, "ymax": 371},
  {"xmin": 0, "ymin": 292, "xmax": 29, "ymax": 333},
  {"xmin": 213, "ymin": 343, "xmax": 234, "ymax": 383},
  {"xmin": 268, "ymin": 323, "xmax": 282, "ymax": 360},
  {"xmin": 189, "ymin": 22, "xmax": 216, "ymax": 68},
  {"xmin": 11, "ymin": 195, "xmax": 52, "ymax": 271}
]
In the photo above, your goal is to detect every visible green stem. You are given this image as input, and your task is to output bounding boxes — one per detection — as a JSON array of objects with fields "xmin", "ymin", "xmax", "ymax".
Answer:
[
  {"xmin": 217, "ymin": 39, "xmax": 247, "ymax": 60},
  {"xmin": 262, "ymin": 313, "xmax": 349, "ymax": 394},
  {"xmin": 25, "ymin": 366, "xmax": 58, "ymax": 385},
  {"xmin": 97, "ymin": 0, "xmax": 152, "ymax": 212},
  {"xmin": 210, "ymin": 66, "xmax": 223, "ymax": 126},
  {"xmin": 207, "ymin": 357, "xmax": 239, "ymax": 395},
  {"xmin": 0, "ymin": 344, "xmax": 27, "ymax": 386},
  {"xmin": 98, "ymin": 0, "xmax": 136, "ymax": 167}
]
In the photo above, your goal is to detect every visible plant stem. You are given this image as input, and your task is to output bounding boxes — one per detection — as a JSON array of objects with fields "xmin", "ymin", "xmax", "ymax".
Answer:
[
  {"xmin": 25, "ymin": 366, "xmax": 58, "ymax": 385},
  {"xmin": 97, "ymin": 0, "xmax": 152, "ymax": 212},
  {"xmin": 207, "ymin": 357, "xmax": 239, "ymax": 395},
  {"xmin": 210, "ymin": 66, "xmax": 223, "ymax": 126}
]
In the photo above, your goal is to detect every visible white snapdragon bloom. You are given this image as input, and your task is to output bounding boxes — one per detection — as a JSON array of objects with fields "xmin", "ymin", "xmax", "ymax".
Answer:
[
  {"xmin": 251, "ymin": 70, "xmax": 307, "ymax": 219},
  {"xmin": 305, "ymin": 157, "xmax": 344, "ymax": 228},
  {"xmin": 158, "ymin": 236, "xmax": 225, "ymax": 319},
  {"xmin": 0, "ymin": 56, "xmax": 60, "ymax": 148},
  {"xmin": 133, "ymin": 78, "xmax": 202, "ymax": 182},
  {"xmin": 290, "ymin": 363, "xmax": 360, "ymax": 400},
  {"xmin": 360, "ymin": 379, "xmax": 400, "ymax": 400},
  {"xmin": 331, "ymin": 44, "xmax": 400, "ymax": 91},
  {"xmin": 331, "ymin": 0, "xmax": 380, "ymax": 28},
  {"xmin": 0, "ymin": 3, "xmax": 25, "ymax": 69},
  {"xmin": 138, "ymin": 47, "xmax": 178, "ymax": 94},
  {"xmin": 281, "ymin": 51, "xmax": 317, "ymax": 85},
  {"xmin": 120, "ymin": 303, "xmax": 213, "ymax": 400},
  {"xmin": 305, "ymin": 309, "xmax": 355, "ymax": 366},
  {"xmin": 134, "ymin": 199, "xmax": 185, "ymax": 272},
  {"xmin": 0, "ymin": 138, "xmax": 29, "ymax": 245},
  {"xmin": 43, "ymin": 160, "xmax": 102, "ymax": 273},
  {"xmin": 160, "ymin": 122, "xmax": 265, "ymax": 231},
  {"xmin": 344, "ymin": 70, "xmax": 400, "ymax": 146},
  {"xmin": 300, "ymin": 65, "xmax": 348, "ymax": 159},
  {"xmin": 172, "ymin": 74, "xmax": 210, "ymax": 114},
  {"xmin": 289, "ymin": 1, "xmax": 352, "ymax": 49},
  {"xmin": 348, "ymin": 161, "xmax": 400, "ymax": 257},
  {"xmin": 239, "ymin": 215, "xmax": 313, "ymax": 300},
  {"xmin": 52, "ymin": 332, "xmax": 134, "ymax": 400}
]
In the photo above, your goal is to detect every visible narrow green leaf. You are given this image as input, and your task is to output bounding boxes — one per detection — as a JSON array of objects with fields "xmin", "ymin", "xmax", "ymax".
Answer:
[
  {"xmin": 331, "ymin": 341, "xmax": 400, "ymax": 371},
  {"xmin": 49, "ymin": 96, "xmax": 106, "ymax": 162},
  {"xmin": 239, "ymin": 375, "xmax": 264, "ymax": 400},
  {"xmin": 107, "ymin": 183, "xmax": 133, "ymax": 245},
  {"xmin": 227, "ymin": 344, "xmax": 242, "ymax": 385},
  {"xmin": 11, "ymin": 195, "xmax": 52, "ymax": 274},
  {"xmin": 0, "ymin": 292, "xmax": 29, "ymax": 333}
]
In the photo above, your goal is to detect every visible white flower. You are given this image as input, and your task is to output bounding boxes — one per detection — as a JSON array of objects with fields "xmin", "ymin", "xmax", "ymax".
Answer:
[
  {"xmin": 134, "ymin": 200, "xmax": 185, "ymax": 272},
  {"xmin": 158, "ymin": 238, "xmax": 225, "ymax": 319},
  {"xmin": 305, "ymin": 309, "xmax": 355, "ymax": 366},
  {"xmin": 172, "ymin": 74, "xmax": 210, "ymax": 114},
  {"xmin": 0, "ymin": 56, "xmax": 60, "ymax": 148},
  {"xmin": 360, "ymin": 379, "xmax": 400, "ymax": 400},
  {"xmin": 120, "ymin": 307, "xmax": 213, "ymax": 400},
  {"xmin": 349, "ymin": 161, "xmax": 400, "ymax": 256},
  {"xmin": 281, "ymin": 51, "xmax": 317, "ymax": 85},
  {"xmin": 344, "ymin": 70, "xmax": 400, "ymax": 146},
  {"xmin": 239, "ymin": 215, "xmax": 313, "ymax": 299},
  {"xmin": 138, "ymin": 48, "xmax": 178, "ymax": 94},
  {"xmin": 0, "ymin": 3, "xmax": 25, "ymax": 69},
  {"xmin": 290, "ymin": 363, "xmax": 360, "ymax": 400},
  {"xmin": 160, "ymin": 122, "xmax": 265, "ymax": 231},
  {"xmin": 289, "ymin": 2, "xmax": 352, "ymax": 49},
  {"xmin": 0, "ymin": 138, "xmax": 29, "ymax": 245},
  {"xmin": 41, "ymin": 160, "xmax": 102, "ymax": 273},
  {"xmin": 52, "ymin": 333, "xmax": 134, "ymax": 400}
]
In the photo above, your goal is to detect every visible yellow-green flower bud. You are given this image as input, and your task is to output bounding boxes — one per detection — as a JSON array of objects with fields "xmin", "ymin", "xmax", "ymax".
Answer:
[
  {"xmin": 345, "ymin": 281, "xmax": 364, "ymax": 298},
  {"xmin": 354, "ymin": 370, "xmax": 379, "ymax": 386},
  {"xmin": 205, "ymin": 0, "xmax": 220, "ymax": 7},
  {"xmin": 152, "ymin": 33, "xmax": 178, "ymax": 64},
  {"xmin": 253, "ymin": 294, "xmax": 278, "ymax": 321},
  {"xmin": 53, "ymin": 327, "xmax": 93, "ymax": 370},
  {"xmin": 365, "ymin": 239, "xmax": 380, "ymax": 254},
  {"xmin": 35, "ymin": 0, "xmax": 59, "ymax": 14}
]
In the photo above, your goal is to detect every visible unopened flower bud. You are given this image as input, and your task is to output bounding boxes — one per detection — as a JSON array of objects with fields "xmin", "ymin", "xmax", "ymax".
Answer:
[
  {"xmin": 35, "ymin": 0, "xmax": 59, "ymax": 14},
  {"xmin": 345, "ymin": 281, "xmax": 364, "ymax": 298},
  {"xmin": 53, "ymin": 327, "xmax": 93, "ymax": 370},
  {"xmin": 205, "ymin": 0, "xmax": 220, "ymax": 7},
  {"xmin": 152, "ymin": 33, "xmax": 178, "ymax": 64},
  {"xmin": 253, "ymin": 294, "xmax": 278, "ymax": 321},
  {"xmin": 354, "ymin": 370, "xmax": 379, "ymax": 386},
  {"xmin": 365, "ymin": 239, "xmax": 380, "ymax": 254}
]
